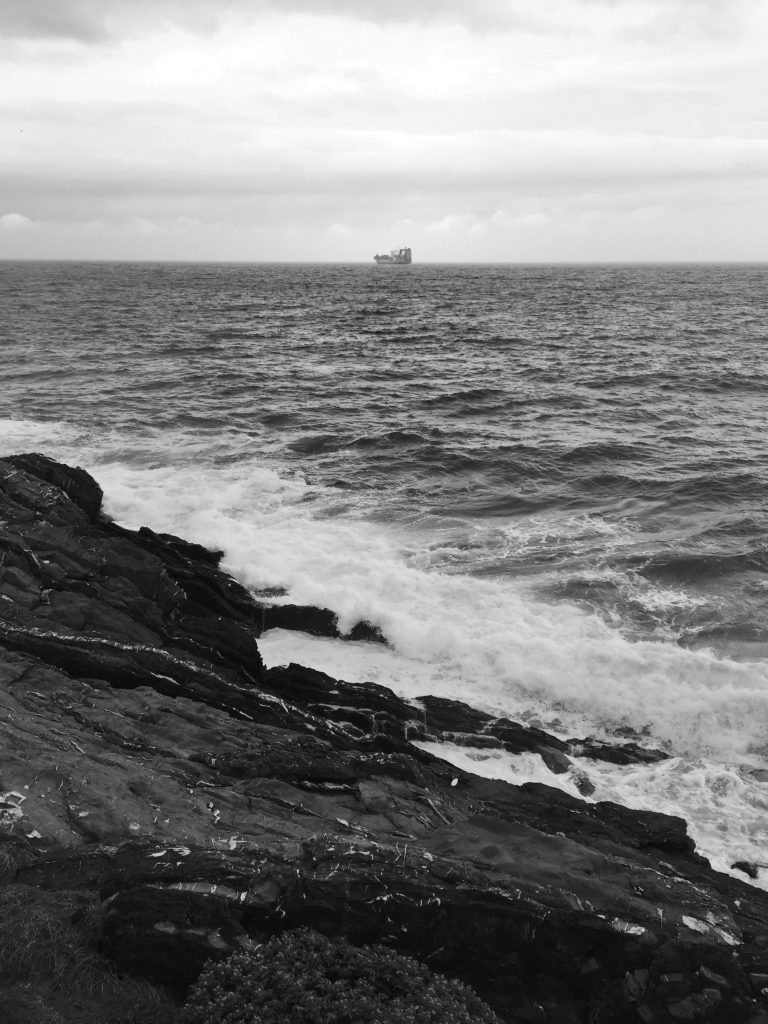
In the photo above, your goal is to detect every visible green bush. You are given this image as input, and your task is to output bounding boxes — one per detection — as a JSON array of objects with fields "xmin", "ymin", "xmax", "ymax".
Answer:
[{"xmin": 183, "ymin": 928, "xmax": 501, "ymax": 1024}]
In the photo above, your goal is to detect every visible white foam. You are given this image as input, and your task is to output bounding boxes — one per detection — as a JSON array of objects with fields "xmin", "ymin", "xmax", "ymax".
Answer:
[
  {"xmin": 0, "ymin": 417, "xmax": 84, "ymax": 455},
  {"xmin": 415, "ymin": 741, "xmax": 587, "ymax": 797},
  {"xmin": 258, "ymin": 557, "xmax": 768, "ymax": 766},
  {"xmin": 401, "ymin": 511, "xmax": 631, "ymax": 575},
  {"xmin": 95, "ymin": 459, "xmax": 307, "ymax": 534},
  {"xmin": 72, "ymin": 451, "xmax": 768, "ymax": 766}
]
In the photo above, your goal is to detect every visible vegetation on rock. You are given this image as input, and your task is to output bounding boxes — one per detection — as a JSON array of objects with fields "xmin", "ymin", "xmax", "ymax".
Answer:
[
  {"xmin": 0, "ymin": 883, "xmax": 180, "ymax": 1024},
  {"xmin": 182, "ymin": 928, "xmax": 502, "ymax": 1024}
]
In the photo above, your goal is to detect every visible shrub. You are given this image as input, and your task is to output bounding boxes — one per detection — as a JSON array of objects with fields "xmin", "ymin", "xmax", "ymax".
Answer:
[{"xmin": 182, "ymin": 928, "xmax": 501, "ymax": 1024}]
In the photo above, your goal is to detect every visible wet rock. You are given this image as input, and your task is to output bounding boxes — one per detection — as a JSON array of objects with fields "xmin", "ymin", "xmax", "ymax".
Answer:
[
  {"xmin": 263, "ymin": 662, "xmax": 425, "ymax": 739},
  {"xmin": 570, "ymin": 768, "xmax": 596, "ymax": 797},
  {"xmin": 347, "ymin": 618, "xmax": 389, "ymax": 644},
  {"xmin": 251, "ymin": 585, "xmax": 289, "ymax": 599},
  {"xmin": 259, "ymin": 602, "xmax": 341, "ymax": 638},
  {"xmin": 417, "ymin": 694, "xmax": 495, "ymax": 735},
  {"xmin": 9, "ymin": 452, "xmax": 104, "ymax": 522},
  {"xmin": 734, "ymin": 861, "xmax": 761, "ymax": 880},
  {"xmin": 568, "ymin": 738, "xmax": 670, "ymax": 766},
  {"xmin": 256, "ymin": 603, "xmax": 390, "ymax": 645}
]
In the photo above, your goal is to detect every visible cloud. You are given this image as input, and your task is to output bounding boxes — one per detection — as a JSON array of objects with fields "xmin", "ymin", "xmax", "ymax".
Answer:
[
  {"xmin": 1, "ymin": 0, "xmax": 108, "ymax": 42},
  {"xmin": 125, "ymin": 216, "xmax": 164, "ymax": 236},
  {"xmin": 0, "ymin": 0, "xmax": 689, "ymax": 40},
  {"xmin": 0, "ymin": 212, "xmax": 32, "ymax": 231},
  {"xmin": 4, "ymin": 0, "xmax": 761, "ymax": 45},
  {"xmin": 5, "ymin": 127, "xmax": 768, "ymax": 207},
  {"xmin": 0, "ymin": 0, "xmax": 518, "ymax": 40}
]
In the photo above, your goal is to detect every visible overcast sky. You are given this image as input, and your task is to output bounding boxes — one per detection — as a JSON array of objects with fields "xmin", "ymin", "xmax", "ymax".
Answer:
[{"xmin": 1, "ymin": 0, "xmax": 766, "ymax": 261}]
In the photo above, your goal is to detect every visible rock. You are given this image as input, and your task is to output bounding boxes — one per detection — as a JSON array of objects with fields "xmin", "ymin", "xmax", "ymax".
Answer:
[
  {"xmin": 734, "ymin": 862, "xmax": 761, "ymax": 880},
  {"xmin": 263, "ymin": 663, "xmax": 426, "ymax": 740},
  {"xmin": 1, "ymin": 456, "xmax": 768, "ymax": 1023},
  {"xmin": 417, "ymin": 697, "xmax": 668, "ymax": 776},
  {"xmin": 259, "ymin": 602, "xmax": 342, "ymax": 638},
  {"xmin": 347, "ymin": 619, "xmax": 389, "ymax": 644},
  {"xmin": 256, "ymin": 603, "xmax": 390, "ymax": 645},
  {"xmin": 568, "ymin": 738, "xmax": 670, "ymax": 766},
  {"xmin": 9, "ymin": 452, "xmax": 104, "ymax": 522},
  {"xmin": 570, "ymin": 767, "xmax": 596, "ymax": 797},
  {"xmin": 251, "ymin": 585, "xmax": 289, "ymax": 599},
  {"xmin": 417, "ymin": 695, "xmax": 495, "ymax": 735}
]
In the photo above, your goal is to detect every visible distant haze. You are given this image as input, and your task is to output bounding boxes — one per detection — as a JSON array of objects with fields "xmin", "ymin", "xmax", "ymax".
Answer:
[{"xmin": 1, "ymin": 0, "xmax": 766, "ymax": 262}]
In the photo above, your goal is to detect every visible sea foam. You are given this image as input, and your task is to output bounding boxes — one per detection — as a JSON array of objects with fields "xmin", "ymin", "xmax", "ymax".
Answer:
[{"xmin": 77, "ymin": 451, "xmax": 768, "ymax": 763}]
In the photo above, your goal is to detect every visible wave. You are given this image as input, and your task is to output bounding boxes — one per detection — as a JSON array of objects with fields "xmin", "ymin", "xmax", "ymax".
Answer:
[
  {"xmin": 0, "ymin": 416, "xmax": 85, "ymax": 454},
  {"xmin": 350, "ymin": 430, "xmax": 435, "ymax": 449},
  {"xmin": 636, "ymin": 549, "xmax": 768, "ymax": 584},
  {"xmin": 694, "ymin": 372, "xmax": 768, "ymax": 394},
  {"xmin": 560, "ymin": 441, "xmax": 650, "ymax": 464},
  {"xmin": 420, "ymin": 387, "xmax": 508, "ymax": 407},
  {"xmin": 206, "ymin": 328, "xmax": 270, "ymax": 342},
  {"xmin": 260, "ymin": 412, "xmax": 302, "ymax": 427},
  {"xmin": 568, "ymin": 469, "xmax": 768, "ymax": 511},
  {"xmin": 289, "ymin": 433, "xmax": 353, "ymax": 456}
]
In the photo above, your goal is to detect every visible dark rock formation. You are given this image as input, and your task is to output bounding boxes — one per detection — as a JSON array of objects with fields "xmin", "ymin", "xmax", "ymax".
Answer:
[
  {"xmin": 254, "ymin": 601, "xmax": 390, "ymax": 645},
  {"xmin": 8, "ymin": 452, "xmax": 104, "ymax": 522},
  {"xmin": 568, "ymin": 738, "xmax": 669, "ymax": 766},
  {"xmin": 1, "ymin": 455, "xmax": 768, "ymax": 1023},
  {"xmin": 733, "ymin": 862, "xmax": 761, "ymax": 881}
]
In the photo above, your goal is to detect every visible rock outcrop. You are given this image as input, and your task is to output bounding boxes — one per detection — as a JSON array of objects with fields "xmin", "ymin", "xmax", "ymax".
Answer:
[{"xmin": 1, "ymin": 455, "xmax": 768, "ymax": 1023}]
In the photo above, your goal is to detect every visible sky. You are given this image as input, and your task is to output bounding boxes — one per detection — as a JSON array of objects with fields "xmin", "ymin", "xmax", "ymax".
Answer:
[{"xmin": 1, "ymin": 0, "xmax": 767, "ymax": 262}]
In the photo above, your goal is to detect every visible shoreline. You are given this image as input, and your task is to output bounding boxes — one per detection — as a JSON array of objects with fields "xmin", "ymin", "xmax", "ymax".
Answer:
[{"xmin": 1, "ymin": 453, "xmax": 768, "ymax": 1022}]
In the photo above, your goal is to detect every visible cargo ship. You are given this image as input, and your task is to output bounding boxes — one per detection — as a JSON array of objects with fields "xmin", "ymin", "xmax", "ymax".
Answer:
[{"xmin": 374, "ymin": 247, "xmax": 412, "ymax": 264}]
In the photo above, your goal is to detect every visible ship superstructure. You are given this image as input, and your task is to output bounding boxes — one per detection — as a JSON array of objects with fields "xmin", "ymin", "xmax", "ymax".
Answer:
[{"xmin": 374, "ymin": 247, "xmax": 412, "ymax": 264}]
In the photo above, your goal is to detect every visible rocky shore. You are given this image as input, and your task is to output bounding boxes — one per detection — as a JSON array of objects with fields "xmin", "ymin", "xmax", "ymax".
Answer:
[{"xmin": 1, "ymin": 453, "xmax": 768, "ymax": 1022}]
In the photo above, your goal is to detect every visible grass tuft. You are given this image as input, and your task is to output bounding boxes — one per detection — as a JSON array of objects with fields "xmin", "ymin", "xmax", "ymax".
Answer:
[
  {"xmin": 0, "ymin": 841, "xmax": 20, "ymax": 879},
  {"xmin": 0, "ymin": 884, "xmax": 102, "ymax": 987},
  {"xmin": 0, "ymin": 884, "xmax": 181, "ymax": 1024}
]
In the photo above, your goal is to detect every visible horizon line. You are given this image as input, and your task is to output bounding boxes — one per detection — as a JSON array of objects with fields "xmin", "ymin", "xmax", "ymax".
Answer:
[{"xmin": 2, "ymin": 257, "xmax": 767, "ymax": 267}]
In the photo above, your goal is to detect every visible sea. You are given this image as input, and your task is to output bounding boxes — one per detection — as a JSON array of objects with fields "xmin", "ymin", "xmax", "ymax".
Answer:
[{"xmin": 2, "ymin": 259, "xmax": 768, "ymax": 886}]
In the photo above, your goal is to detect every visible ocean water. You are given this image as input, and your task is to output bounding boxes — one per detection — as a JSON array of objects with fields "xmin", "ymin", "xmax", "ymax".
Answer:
[{"xmin": 2, "ymin": 259, "xmax": 768, "ymax": 884}]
